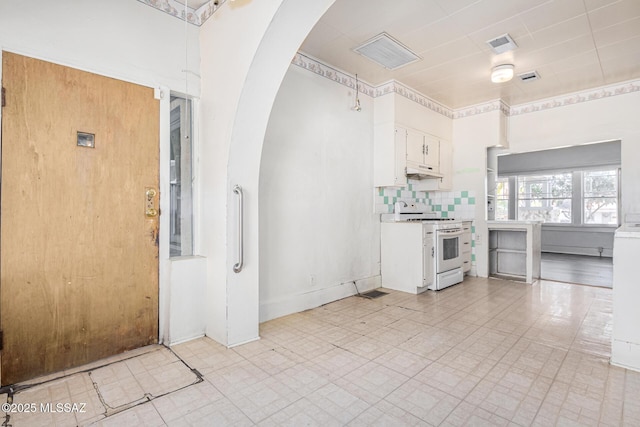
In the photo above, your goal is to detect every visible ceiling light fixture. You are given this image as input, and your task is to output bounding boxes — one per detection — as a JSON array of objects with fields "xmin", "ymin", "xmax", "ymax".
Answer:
[{"xmin": 491, "ymin": 64, "xmax": 514, "ymax": 83}]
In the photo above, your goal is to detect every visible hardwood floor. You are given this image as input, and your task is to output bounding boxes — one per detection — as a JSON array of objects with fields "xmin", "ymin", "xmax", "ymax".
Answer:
[{"xmin": 541, "ymin": 252, "xmax": 613, "ymax": 288}]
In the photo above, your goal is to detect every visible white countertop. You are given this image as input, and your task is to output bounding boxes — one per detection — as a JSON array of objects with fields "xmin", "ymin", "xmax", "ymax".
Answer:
[
  {"xmin": 487, "ymin": 220, "xmax": 542, "ymax": 225},
  {"xmin": 487, "ymin": 220, "xmax": 542, "ymax": 230},
  {"xmin": 616, "ymin": 224, "xmax": 640, "ymax": 238}
]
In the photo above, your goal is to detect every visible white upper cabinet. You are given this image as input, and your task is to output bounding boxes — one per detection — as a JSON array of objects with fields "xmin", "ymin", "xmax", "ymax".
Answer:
[
  {"xmin": 418, "ymin": 139, "xmax": 453, "ymax": 191},
  {"xmin": 373, "ymin": 93, "xmax": 453, "ymax": 189},
  {"xmin": 406, "ymin": 129, "xmax": 425, "ymax": 166},
  {"xmin": 406, "ymin": 129, "xmax": 439, "ymax": 172}
]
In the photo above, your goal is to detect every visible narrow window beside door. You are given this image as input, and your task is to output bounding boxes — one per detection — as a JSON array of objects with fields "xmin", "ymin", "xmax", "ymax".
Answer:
[{"xmin": 170, "ymin": 95, "xmax": 194, "ymax": 257}]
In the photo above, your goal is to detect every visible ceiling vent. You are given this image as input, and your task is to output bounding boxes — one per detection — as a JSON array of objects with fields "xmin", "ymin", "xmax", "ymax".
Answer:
[
  {"xmin": 353, "ymin": 32, "xmax": 421, "ymax": 70},
  {"xmin": 518, "ymin": 70, "xmax": 541, "ymax": 82},
  {"xmin": 486, "ymin": 33, "xmax": 518, "ymax": 54}
]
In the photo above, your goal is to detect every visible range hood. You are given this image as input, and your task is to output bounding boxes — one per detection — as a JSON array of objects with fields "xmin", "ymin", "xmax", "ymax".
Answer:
[{"xmin": 405, "ymin": 165, "xmax": 443, "ymax": 180}]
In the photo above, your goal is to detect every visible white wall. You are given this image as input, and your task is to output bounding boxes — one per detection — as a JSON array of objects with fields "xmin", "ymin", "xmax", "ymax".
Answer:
[
  {"xmin": 509, "ymin": 91, "xmax": 640, "ymax": 217},
  {"xmin": 0, "ymin": 0, "xmax": 202, "ymax": 344},
  {"xmin": 454, "ymin": 89, "xmax": 640, "ymax": 277},
  {"xmin": 169, "ymin": 256, "xmax": 207, "ymax": 344},
  {"xmin": 0, "ymin": 0, "xmax": 200, "ymax": 95},
  {"xmin": 259, "ymin": 65, "xmax": 380, "ymax": 322},
  {"xmin": 542, "ymin": 227, "xmax": 614, "ymax": 257},
  {"xmin": 453, "ymin": 110, "xmax": 504, "ymax": 277},
  {"xmin": 395, "ymin": 95, "xmax": 453, "ymax": 141}
]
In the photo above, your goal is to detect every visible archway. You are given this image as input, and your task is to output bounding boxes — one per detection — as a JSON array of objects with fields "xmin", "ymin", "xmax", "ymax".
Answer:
[{"xmin": 224, "ymin": 0, "xmax": 337, "ymax": 345}]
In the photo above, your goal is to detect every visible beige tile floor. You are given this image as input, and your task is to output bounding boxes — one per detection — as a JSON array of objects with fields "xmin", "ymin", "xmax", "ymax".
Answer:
[{"xmin": 3, "ymin": 276, "xmax": 639, "ymax": 426}]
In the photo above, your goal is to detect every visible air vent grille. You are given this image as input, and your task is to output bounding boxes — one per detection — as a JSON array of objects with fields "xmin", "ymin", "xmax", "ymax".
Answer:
[
  {"xmin": 486, "ymin": 33, "xmax": 518, "ymax": 54},
  {"xmin": 353, "ymin": 32, "xmax": 421, "ymax": 70},
  {"xmin": 518, "ymin": 71, "xmax": 541, "ymax": 82}
]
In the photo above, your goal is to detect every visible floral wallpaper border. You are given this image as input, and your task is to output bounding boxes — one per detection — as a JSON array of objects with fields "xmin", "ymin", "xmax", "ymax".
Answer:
[
  {"xmin": 453, "ymin": 100, "xmax": 510, "ymax": 119},
  {"xmin": 508, "ymin": 81, "xmax": 640, "ymax": 116},
  {"xmin": 136, "ymin": 0, "xmax": 225, "ymax": 25},
  {"xmin": 292, "ymin": 53, "xmax": 640, "ymax": 121},
  {"xmin": 292, "ymin": 53, "xmax": 377, "ymax": 98}
]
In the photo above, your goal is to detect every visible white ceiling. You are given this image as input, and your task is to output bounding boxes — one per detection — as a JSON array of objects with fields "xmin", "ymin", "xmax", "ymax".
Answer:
[{"xmin": 300, "ymin": 0, "xmax": 640, "ymax": 109}]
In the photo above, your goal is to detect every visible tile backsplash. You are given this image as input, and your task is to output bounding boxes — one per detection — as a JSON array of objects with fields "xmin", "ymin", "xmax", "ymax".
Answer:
[
  {"xmin": 375, "ymin": 185, "xmax": 478, "ymax": 273},
  {"xmin": 375, "ymin": 185, "xmax": 476, "ymax": 220}
]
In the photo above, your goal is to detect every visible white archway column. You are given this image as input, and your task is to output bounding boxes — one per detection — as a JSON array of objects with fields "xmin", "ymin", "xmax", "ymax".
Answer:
[{"xmin": 199, "ymin": 0, "xmax": 336, "ymax": 346}]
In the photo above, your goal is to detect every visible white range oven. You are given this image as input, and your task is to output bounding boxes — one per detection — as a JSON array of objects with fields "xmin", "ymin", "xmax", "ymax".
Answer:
[
  {"xmin": 381, "ymin": 202, "xmax": 465, "ymax": 293},
  {"xmin": 432, "ymin": 221, "xmax": 465, "ymax": 290}
]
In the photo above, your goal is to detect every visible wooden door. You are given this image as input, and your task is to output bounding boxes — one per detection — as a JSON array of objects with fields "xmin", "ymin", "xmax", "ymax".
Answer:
[{"xmin": 0, "ymin": 52, "xmax": 159, "ymax": 385}]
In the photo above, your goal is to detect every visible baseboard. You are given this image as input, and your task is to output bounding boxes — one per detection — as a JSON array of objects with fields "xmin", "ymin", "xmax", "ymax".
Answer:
[
  {"xmin": 542, "ymin": 246, "xmax": 613, "ymax": 258},
  {"xmin": 259, "ymin": 275, "xmax": 381, "ymax": 323},
  {"xmin": 168, "ymin": 333, "xmax": 205, "ymax": 347}
]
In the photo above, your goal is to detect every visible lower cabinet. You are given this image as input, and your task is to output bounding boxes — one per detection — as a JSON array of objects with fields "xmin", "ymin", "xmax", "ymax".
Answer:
[
  {"xmin": 381, "ymin": 222, "xmax": 434, "ymax": 294},
  {"xmin": 462, "ymin": 221, "xmax": 472, "ymax": 273},
  {"xmin": 487, "ymin": 221, "xmax": 541, "ymax": 284}
]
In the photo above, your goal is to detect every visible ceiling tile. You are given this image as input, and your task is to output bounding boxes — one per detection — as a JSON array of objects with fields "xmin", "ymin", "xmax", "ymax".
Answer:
[
  {"xmin": 553, "ymin": 63, "xmax": 605, "ymax": 93},
  {"xmin": 524, "ymin": 14, "xmax": 592, "ymax": 50},
  {"xmin": 302, "ymin": 34, "xmax": 357, "ymax": 62},
  {"xmin": 400, "ymin": 16, "xmax": 468, "ymax": 53},
  {"xmin": 519, "ymin": 0, "xmax": 586, "ymax": 33},
  {"xmin": 344, "ymin": 0, "xmax": 448, "ymax": 42},
  {"xmin": 301, "ymin": 21, "xmax": 344, "ymax": 53},
  {"xmin": 446, "ymin": 0, "xmax": 526, "ymax": 35},
  {"xmin": 601, "ymin": 51, "xmax": 640, "ymax": 83},
  {"xmin": 521, "ymin": 34, "xmax": 596, "ymax": 68},
  {"xmin": 417, "ymin": 36, "xmax": 482, "ymax": 67},
  {"xmin": 434, "ymin": 0, "xmax": 482, "ymax": 16},
  {"xmin": 596, "ymin": 34, "xmax": 640, "ymax": 61},
  {"xmin": 546, "ymin": 50, "xmax": 601, "ymax": 74},
  {"xmin": 583, "ymin": 0, "xmax": 620, "ymax": 12},
  {"xmin": 382, "ymin": 1, "xmax": 449, "ymax": 39},
  {"xmin": 587, "ymin": 0, "xmax": 640, "ymax": 30},
  {"xmin": 592, "ymin": 16, "xmax": 640, "ymax": 47},
  {"xmin": 300, "ymin": 0, "xmax": 640, "ymax": 109}
]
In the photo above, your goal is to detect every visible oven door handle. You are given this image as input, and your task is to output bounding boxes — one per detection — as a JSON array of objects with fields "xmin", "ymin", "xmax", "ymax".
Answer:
[{"xmin": 438, "ymin": 229, "xmax": 464, "ymax": 237}]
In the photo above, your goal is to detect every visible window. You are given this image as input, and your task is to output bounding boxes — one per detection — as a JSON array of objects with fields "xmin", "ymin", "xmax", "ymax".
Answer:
[
  {"xmin": 170, "ymin": 95, "xmax": 194, "ymax": 257},
  {"xmin": 517, "ymin": 174, "xmax": 572, "ymax": 223},
  {"xmin": 495, "ymin": 177, "xmax": 510, "ymax": 221},
  {"xmin": 583, "ymin": 169, "xmax": 618, "ymax": 225},
  {"xmin": 497, "ymin": 168, "xmax": 620, "ymax": 226}
]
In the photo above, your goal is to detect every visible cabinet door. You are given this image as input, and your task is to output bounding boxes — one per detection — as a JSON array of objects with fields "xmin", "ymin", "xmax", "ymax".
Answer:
[
  {"xmin": 461, "ymin": 223, "xmax": 472, "ymax": 273},
  {"xmin": 424, "ymin": 136, "xmax": 440, "ymax": 169},
  {"xmin": 406, "ymin": 128, "xmax": 425, "ymax": 166},
  {"xmin": 423, "ymin": 230, "xmax": 435, "ymax": 288},
  {"xmin": 393, "ymin": 127, "xmax": 408, "ymax": 186},
  {"xmin": 413, "ymin": 139, "xmax": 452, "ymax": 191},
  {"xmin": 437, "ymin": 140, "xmax": 452, "ymax": 190}
]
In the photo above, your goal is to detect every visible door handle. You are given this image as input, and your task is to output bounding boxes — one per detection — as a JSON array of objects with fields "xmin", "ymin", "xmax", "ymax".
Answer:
[
  {"xmin": 145, "ymin": 187, "xmax": 158, "ymax": 217},
  {"xmin": 233, "ymin": 185, "xmax": 243, "ymax": 273}
]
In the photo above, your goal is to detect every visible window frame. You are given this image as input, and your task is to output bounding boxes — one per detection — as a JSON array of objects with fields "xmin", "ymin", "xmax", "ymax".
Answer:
[
  {"xmin": 516, "ymin": 173, "xmax": 573, "ymax": 224},
  {"xmin": 169, "ymin": 94, "xmax": 195, "ymax": 258},
  {"xmin": 497, "ymin": 167, "xmax": 620, "ymax": 227}
]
